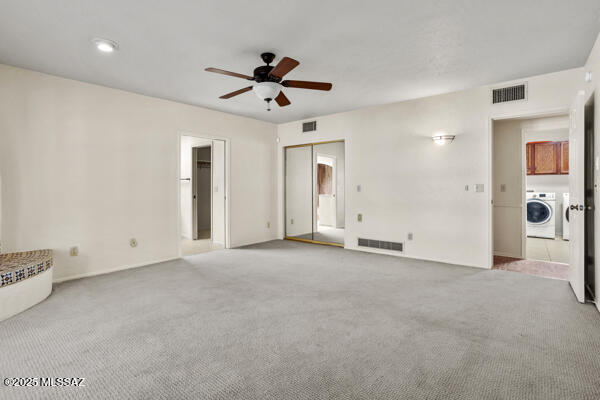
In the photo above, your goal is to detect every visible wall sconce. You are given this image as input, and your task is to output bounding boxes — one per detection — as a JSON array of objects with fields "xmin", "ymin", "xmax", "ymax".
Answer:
[{"xmin": 432, "ymin": 134, "xmax": 456, "ymax": 145}]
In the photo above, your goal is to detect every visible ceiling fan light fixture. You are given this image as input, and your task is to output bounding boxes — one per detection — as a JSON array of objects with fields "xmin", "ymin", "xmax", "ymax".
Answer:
[{"xmin": 253, "ymin": 81, "xmax": 282, "ymax": 101}]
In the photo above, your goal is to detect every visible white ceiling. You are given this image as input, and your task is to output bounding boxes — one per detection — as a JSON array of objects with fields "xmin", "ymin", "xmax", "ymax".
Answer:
[{"xmin": 0, "ymin": 1, "xmax": 599, "ymax": 124}]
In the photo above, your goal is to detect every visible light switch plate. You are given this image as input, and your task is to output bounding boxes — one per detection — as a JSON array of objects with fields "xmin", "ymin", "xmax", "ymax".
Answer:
[
  {"xmin": 357, "ymin": 213, "xmax": 362, "ymax": 222},
  {"xmin": 475, "ymin": 184, "xmax": 485, "ymax": 193},
  {"xmin": 69, "ymin": 246, "xmax": 78, "ymax": 257},
  {"xmin": 500, "ymin": 184, "xmax": 506, "ymax": 192},
  {"xmin": 357, "ymin": 184, "xmax": 361, "ymax": 192}
]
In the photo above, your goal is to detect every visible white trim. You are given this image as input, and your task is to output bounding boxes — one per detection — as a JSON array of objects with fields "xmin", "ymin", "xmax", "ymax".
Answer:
[
  {"xmin": 53, "ymin": 257, "xmax": 180, "ymax": 283},
  {"xmin": 493, "ymin": 251, "xmax": 522, "ymax": 258}
]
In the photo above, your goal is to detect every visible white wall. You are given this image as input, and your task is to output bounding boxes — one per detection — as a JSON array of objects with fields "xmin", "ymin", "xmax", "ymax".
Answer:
[
  {"xmin": 493, "ymin": 119, "xmax": 524, "ymax": 258},
  {"xmin": 0, "ymin": 64, "xmax": 277, "ymax": 282},
  {"xmin": 180, "ymin": 136, "xmax": 211, "ymax": 239},
  {"xmin": 583, "ymin": 34, "xmax": 600, "ymax": 311},
  {"xmin": 278, "ymin": 68, "xmax": 584, "ymax": 268}
]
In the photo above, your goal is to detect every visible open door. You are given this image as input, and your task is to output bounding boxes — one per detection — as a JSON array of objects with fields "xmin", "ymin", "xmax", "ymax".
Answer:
[{"xmin": 569, "ymin": 91, "xmax": 585, "ymax": 303}]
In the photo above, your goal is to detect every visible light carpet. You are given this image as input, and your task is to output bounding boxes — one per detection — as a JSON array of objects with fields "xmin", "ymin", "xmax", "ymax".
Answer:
[{"xmin": 1, "ymin": 240, "xmax": 599, "ymax": 399}]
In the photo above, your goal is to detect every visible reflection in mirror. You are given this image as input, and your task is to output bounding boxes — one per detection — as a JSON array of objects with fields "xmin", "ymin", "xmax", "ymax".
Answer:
[{"xmin": 313, "ymin": 142, "xmax": 345, "ymax": 244}]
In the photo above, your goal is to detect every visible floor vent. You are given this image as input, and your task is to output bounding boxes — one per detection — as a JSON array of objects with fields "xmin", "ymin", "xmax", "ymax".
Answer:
[
  {"xmin": 492, "ymin": 83, "xmax": 527, "ymax": 104},
  {"xmin": 302, "ymin": 121, "xmax": 317, "ymax": 133},
  {"xmin": 358, "ymin": 238, "xmax": 403, "ymax": 252}
]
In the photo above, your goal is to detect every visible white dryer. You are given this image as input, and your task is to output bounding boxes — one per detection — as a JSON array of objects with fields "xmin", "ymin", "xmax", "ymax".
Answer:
[
  {"xmin": 526, "ymin": 192, "xmax": 556, "ymax": 239},
  {"xmin": 563, "ymin": 192, "xmax": 569, "ymax": 240}
]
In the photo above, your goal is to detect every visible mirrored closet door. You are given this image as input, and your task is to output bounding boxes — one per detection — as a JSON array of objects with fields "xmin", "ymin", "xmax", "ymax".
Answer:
[{"xmin": 285, "ymin": 141, "xmax": 345, "ymax": 246}]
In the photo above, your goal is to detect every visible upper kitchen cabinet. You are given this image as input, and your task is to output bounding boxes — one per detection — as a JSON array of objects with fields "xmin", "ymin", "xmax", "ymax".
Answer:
[{"xmin": 526, "ymin": 141, "xmax": 568, "ymax": 175}]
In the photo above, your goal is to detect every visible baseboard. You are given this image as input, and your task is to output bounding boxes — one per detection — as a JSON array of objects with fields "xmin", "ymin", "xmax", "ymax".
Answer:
[
  {"xmin": 53, "ymin": 256, "xmax": 180, "ymax": 283},
  {"xmin": 493, "ymin": 251, "xmax": 522, "ymax": 258}
]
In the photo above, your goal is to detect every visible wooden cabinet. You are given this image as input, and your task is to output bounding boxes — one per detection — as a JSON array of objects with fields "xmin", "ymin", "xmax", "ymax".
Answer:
[
  {"xmin": 526, "ymin": 143, "xmax": 534, "ymax": 175},
  {"xmin": 526, "ymin": 140, "xmax": 568, "ymax": 175},
  {"xmin": 560, "ymin": 141, "xmax": 569, "ymax": 174}
]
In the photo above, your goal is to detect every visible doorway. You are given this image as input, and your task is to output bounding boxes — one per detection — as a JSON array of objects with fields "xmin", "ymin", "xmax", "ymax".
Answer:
[
  {"xmin": 584, "ymin": 94, "xmax": 595, "ymax": 301},
  {"xmin": 285, "ymin": 140, "xmax": 345, "ymax": 246},
  {"xmin": 492, "ymin": 114, "xmax": 571, "ymax": 279},
  {"xmin": 179, "ymin": 135, "xmax": 227, "ymax": 256}
]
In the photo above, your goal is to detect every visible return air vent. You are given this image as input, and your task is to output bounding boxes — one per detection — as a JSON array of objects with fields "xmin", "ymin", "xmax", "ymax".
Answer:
[
  {"xmin": 302, "ymin": 121, "xmax": 317, "ymax": 132},
  {"xmin": 492, "ymin": 83, "xmax": 527, "ymax": 104},
  {"xmin": 358, "ymin": 238, "xmax": 403, "ymax": 252}
]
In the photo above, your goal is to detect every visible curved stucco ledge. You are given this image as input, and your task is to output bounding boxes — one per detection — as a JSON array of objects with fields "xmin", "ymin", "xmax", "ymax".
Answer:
[{"xmin": 0, "ymin": 250, "xmax": 53, "ymax": 322}]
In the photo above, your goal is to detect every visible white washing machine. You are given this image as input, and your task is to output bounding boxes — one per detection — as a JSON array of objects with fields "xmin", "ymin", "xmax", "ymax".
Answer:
[
  {"xmin": 563, "ymin": 192, "xmax": 569, "ymax": 240},
  {"xmin": 526, "ymin": 192, "xmax": 556, "ymax": 239}
]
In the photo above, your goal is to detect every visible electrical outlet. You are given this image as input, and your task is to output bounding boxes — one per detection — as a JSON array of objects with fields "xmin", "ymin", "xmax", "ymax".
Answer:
[
  {"xmin": 407, "ymin": 233, "xmax": 413, "ymax": 240},
  {"xmin": 475, "ymin": 184, "xmax": 485, "ymax": 193},
  {"xmin": 357, "ymin": 213, "xmax": 362, "ymax": 222},
  {"xmin": 69, "ymin": 246, "xmax": 79, "ymax": 256},
  {"xmin": 291, "ymin": 218, "xmax": 294, "ymax": 225},
  {"xmin": 465, "ymin": 185, "xmax": 469, "ymax": 191},
  {"xmin": 130, "ymin": 238, "xmax": 138, "ymax": 248}
]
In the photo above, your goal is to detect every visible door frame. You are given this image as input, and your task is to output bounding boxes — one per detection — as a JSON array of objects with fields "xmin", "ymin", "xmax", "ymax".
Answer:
[
  {"xmin": 488, "ymin": 107, "xmax": 569, "ymax": 268},
  {"xmin": 284, "ymin": 139, "xmax": 345, "ymax": 247},
  {"xmin": 177, "ymin": 131, "xmax": 230, "ymax": 256}
]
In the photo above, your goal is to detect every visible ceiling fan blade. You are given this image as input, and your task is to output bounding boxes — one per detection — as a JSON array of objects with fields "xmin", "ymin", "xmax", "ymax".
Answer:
[
  {"xmin": 268, "ymin": 57, "xmax": 300, "ymax": 79},
  {"xmin": 219, "ymin": 86, "xmax": 253, "ymax": 99},
  {"xmin": 274, "ymin": 91, "xmax": 291, "ymax": 107},
  {"xmin": 205, "ymin": 67, "xmax": 254, "ymax": 80},
  {"xmin": 281, "ymin": 80, "xmax": 332, "ymax": 91}
]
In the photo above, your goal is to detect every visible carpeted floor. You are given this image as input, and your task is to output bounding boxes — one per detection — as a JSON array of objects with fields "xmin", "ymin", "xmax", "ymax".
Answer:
[{"xmin": 1, "ymin": 240, "xmax": 599, "ymax": 399}]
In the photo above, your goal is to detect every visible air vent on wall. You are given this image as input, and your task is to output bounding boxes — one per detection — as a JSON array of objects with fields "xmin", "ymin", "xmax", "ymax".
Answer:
[
  {"xmin": 492, "ymin": 83, "xmax": 527, "ymax": 104},
  {"xmin": 302, "ymin": 121, "xmax": 317, "ymax": 132},
  {"xmin": 358, "ymin": 238, "xmax": 403, "ymax": 252}
]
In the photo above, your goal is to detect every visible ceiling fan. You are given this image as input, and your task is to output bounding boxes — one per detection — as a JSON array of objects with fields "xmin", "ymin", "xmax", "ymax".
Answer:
[{"xmin": 205, "ymin": 52, "xmax": 332, "ymax": 111}]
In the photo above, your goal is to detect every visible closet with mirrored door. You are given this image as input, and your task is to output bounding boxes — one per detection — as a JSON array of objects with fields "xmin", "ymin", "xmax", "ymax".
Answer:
[{"xmin": 285, "ymin": 140, "xmax": 345, "ymax": 246}]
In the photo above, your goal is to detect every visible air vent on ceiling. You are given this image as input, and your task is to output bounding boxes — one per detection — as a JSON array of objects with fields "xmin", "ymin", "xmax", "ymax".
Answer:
[
  {"xmin": 492, "ymin": 83, "xmax": 527, "ymax": 104},
  {"xmin": 358, "ymin": 238, "xmax": 403, "ymax": 252},
  {"xmin": 302, "ymin": 121, "xmax": 317, "ymax": 133}
]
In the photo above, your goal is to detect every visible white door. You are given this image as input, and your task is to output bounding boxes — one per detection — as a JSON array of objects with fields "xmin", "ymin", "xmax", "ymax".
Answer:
[
  {"xmin": 569, "ymin": 90, "xmax": 586, "ymax": 303},
  {"xmin": 211, "ymin": 140, "xmax": 226, "ymax": 245}
]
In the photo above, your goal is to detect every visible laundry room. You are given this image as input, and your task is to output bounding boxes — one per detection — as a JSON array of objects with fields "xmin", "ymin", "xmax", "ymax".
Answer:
[
  {"xmin": 492, "ymin": 114, "xmax": 570, "ymax": 279},
  {"xmin": 524, "ymin": 118, "xmax": 569, "ymax": 264}
]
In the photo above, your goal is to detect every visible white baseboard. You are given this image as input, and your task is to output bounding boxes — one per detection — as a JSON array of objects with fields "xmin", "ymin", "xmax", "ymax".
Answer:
[
  {"xmin": 53, "ymin": 256, "xmax": 180, "ymax": 283},
  {"xmin": 493, "ymin": 251, "xmax": 522, "ymax": 258}
]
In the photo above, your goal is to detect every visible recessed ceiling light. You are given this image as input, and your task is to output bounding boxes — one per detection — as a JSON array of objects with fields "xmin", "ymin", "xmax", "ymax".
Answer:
[{"xmin": 92, "ymin": 38, "xmax": 118, "ymax": 53}]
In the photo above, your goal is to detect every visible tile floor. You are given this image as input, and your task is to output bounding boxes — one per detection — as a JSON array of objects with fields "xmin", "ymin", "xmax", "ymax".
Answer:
[
  {"xmin": 181, "ymin": 239, "xmax": 223, "ymax": 256},
  {"xmin": 526, "ymin": 236, "xmax": 569, "ymax": 263},
  {"xmin": 493, "ymin": 256, "xmax": 569, "ymax": 280}
]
